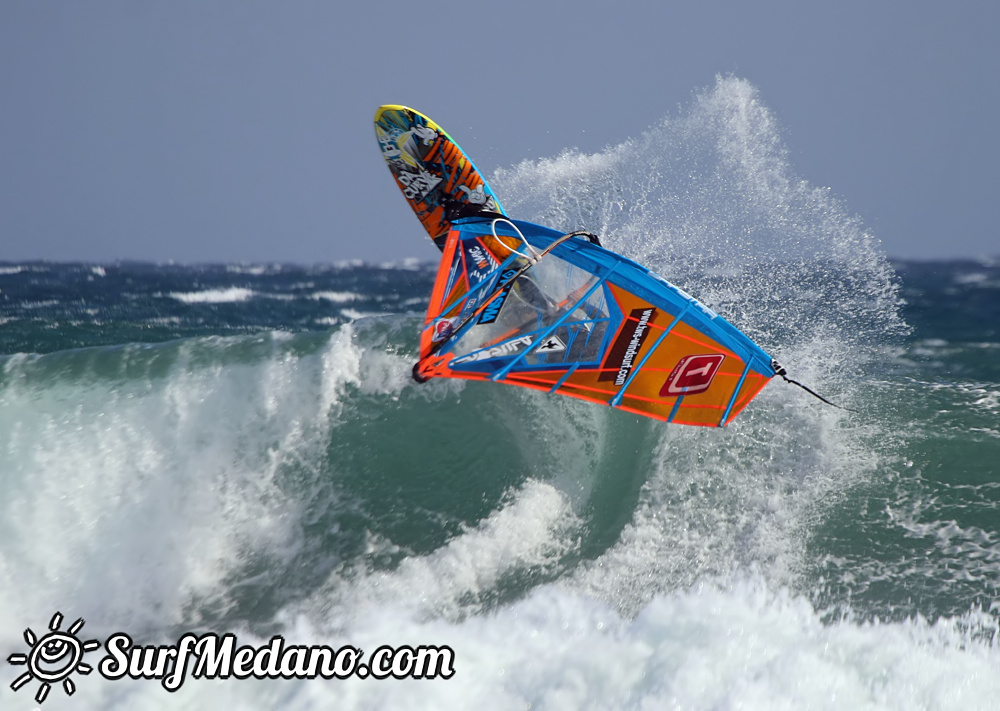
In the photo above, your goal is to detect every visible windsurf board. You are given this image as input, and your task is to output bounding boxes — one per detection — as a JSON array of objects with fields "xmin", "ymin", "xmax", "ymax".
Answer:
[{"xmin": 374, "ymin": 105, "xmax": 506, "ymax": 250}]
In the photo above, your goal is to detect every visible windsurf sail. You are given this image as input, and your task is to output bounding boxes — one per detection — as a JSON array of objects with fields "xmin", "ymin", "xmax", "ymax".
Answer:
[{"xmin": 414, "ymin": 218, "xmax": 777, "ymax": 427}]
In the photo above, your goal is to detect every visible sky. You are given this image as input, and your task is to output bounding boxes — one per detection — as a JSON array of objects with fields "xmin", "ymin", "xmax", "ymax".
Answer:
[{"xmin": 1, "ymin": 0, "xmax": 997, "ymax": 264}]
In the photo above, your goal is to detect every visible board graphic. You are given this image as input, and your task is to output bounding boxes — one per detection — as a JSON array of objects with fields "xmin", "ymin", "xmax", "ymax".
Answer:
[{"xmin": 374, "ymin": 105, "xmax": 506, "ymax": 249}]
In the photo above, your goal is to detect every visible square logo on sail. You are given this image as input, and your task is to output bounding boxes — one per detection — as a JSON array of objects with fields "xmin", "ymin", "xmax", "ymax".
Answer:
[{"xmin": 660, "ymin": 354, "xmax": 725, "ymax": 396}]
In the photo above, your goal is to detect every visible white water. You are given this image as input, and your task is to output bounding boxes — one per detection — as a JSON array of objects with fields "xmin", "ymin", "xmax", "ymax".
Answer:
[
  {"xmin": 168, "ymin": 287, "xmax": 256, "ymax": 303},
  {"xmin": 1, "ymin": 326, "xmax": 998, "ymax": 709}
]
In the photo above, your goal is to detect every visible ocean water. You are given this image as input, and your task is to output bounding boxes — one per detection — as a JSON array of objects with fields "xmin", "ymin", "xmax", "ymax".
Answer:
[{"xmin": 2, "ymin": 77, "xmax": 998, "ymax": 709}]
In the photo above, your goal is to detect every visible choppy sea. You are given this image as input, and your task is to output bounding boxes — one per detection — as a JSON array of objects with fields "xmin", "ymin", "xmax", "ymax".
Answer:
[{"xmin": 2, "ymin": 78, "xmax": 999, "ymax": 709}]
